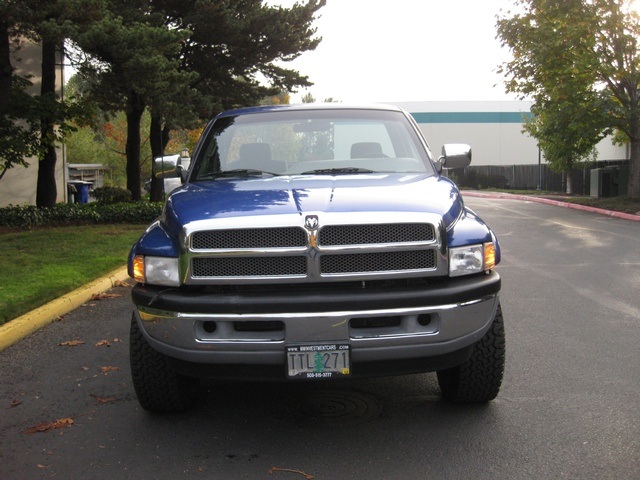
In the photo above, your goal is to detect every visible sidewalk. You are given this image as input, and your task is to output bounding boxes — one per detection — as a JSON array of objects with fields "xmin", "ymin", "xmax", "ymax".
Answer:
[{"xmin": 1, "ymin": 192, "xmax": 638, "ymax": 352}]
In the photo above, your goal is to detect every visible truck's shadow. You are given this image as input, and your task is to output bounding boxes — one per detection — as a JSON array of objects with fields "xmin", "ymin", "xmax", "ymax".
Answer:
[{"xmin": 189, "ymin": 373, "xmax": 493, "ymax": 428}]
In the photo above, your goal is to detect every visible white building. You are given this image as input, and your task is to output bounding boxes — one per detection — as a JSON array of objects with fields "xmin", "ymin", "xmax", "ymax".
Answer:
[{"xmin": 395, "ymin": 101, "xmax": 627, "ymax": 166}]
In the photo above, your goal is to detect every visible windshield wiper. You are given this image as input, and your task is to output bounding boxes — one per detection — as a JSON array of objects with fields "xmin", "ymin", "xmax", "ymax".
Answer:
[
  {"xmin": 301, "ymin": 167, "xmax": 377, "ymax": 175},
  {"xmin": 200, "ymin": 169, "xmax": 278, "ymax": 179}
]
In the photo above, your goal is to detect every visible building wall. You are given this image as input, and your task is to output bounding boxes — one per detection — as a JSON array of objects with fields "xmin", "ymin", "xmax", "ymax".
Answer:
[
  {"xmin": 394, "ymin": 101, "xmax": 628, "ymax": 167},
  {"xmin": 1, "ymin": 39, "xmax": 65, "ymax": 207}
]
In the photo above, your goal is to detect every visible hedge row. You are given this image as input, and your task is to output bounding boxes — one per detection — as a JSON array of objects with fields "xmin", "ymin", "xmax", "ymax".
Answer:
[{"xmin": 0, "ymin": 202, "xmax": 163, "ymax": 229}]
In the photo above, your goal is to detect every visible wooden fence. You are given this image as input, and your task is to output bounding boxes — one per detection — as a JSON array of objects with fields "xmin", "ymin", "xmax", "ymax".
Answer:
[{"xmin": 452, "ymin": 159, "xmax": 629, "ymax": 195}]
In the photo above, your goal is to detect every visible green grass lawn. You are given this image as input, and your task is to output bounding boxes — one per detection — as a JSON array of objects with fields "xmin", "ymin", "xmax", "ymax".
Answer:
[{"xmin": 0, "ymin": 224, "xmax": 146, "ymax": 325}]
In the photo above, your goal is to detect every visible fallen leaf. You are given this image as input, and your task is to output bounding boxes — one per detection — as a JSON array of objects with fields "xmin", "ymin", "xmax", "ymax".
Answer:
[
  {"xmin": 112, "ymin": 338, "xmax": 122, "ymax": 343},
  {"xmin": 95, "ymin": 340, "xmax": 111, "ymax": 347},
  {"xmin": 81, "ymin": 366, "xmax": 90, "ymax": 371},
  {"xmin": 268, "ymin": 467, "xmax": 315, "ymax": 479},
  {"xmin": 90, "ymin": 292, "xmax": 122, "ymax": 301},
  {"xmin": 113, "ymin": 280, "xmax": 132, "ymax": 288},
  {"xmin": 90, "ymin": 394, "xmax": 118, "ymax": 404},
  {"xmin": 59, "ymin": 340, "xmax": 85, "ymax": 347},
  {"xmin": 10, "ymin": 399, "xmax": 22, "ymax": 408},
  {"xmin": 99, "ymin": 366, "xmax": 120, "ymax": 373},
  {"xmin": 24, "ymin": 418, "xmax": 74, "ymax": 434},
  {"xmin": 56, "ymin": 418, "xmax": 74, "ymax": 427}
]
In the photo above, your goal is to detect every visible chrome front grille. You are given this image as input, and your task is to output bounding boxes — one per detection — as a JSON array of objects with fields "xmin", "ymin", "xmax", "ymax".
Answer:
[
  {"xmin": 192, "ymin": 227, "xmax": 306, "ymax": 249},
  {"xmin": 192, "ymin": 256, "xmax": 307, "ymax": 278},
  {"xmin": 319, "ymin": 223, "xmax": 435, "ymax": 246},
  {"xmin": 183, "ymin": 214, "xmax": 445, "ymax": 284},
  {"xmin": 320, "ymin": 250, "xmax": 436, "ymax": 274}
]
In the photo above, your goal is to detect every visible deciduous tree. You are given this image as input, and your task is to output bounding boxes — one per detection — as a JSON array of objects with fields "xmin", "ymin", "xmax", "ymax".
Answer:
[{"xmin": 497, "ymin": 0, "xmax": 640, "ymax": 198}]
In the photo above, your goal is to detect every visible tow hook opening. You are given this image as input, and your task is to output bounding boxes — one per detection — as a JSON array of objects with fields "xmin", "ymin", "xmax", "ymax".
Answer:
[
  {"xmin": 202, "ymin": 321, "xmax": 217, "ymax": 333},
  {"xmin": 417, "ymin": 314, "xmax": 432, "ymax": 326}
]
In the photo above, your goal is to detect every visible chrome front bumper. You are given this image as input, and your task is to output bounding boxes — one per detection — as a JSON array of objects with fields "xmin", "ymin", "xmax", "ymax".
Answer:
[{"xmin": 134, "ymin": 291, "xmax": 499, "ymax": 367}]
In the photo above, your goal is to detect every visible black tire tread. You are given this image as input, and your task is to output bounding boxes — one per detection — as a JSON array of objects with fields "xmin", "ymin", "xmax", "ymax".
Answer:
[
  {"xmin": 437, "ymin": 303, "xmax": 505, "ymax": 403},
  {"xmin": 129, "ymin": 314, "xmax": 198, "ymax": 413}
]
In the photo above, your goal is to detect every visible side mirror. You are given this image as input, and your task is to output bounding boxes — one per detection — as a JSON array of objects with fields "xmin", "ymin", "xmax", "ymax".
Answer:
[
  {"xmin": 154, "ymin": 154, "xmax": 181, "ymax": 178},
  {"xmin": 154, "ymin": 150, "xmax": 191, "ymax": 182},
  {"xmin": 436, "ymin": 144, "xmax": 472, "ymax": 172}
]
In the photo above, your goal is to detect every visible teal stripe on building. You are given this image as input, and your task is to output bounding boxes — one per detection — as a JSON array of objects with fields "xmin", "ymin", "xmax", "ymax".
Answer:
[{"xmin": 410, "ymin": 112, "xmax": 533, "ymax": 124}]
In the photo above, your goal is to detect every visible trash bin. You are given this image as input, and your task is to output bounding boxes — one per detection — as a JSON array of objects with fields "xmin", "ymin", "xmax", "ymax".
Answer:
[
  {"xmin": 76, "ymin": 183, "xmax": 90, "ymax": 203},
  {"xmin": 590, "ymin": 167, "xmax": 620, "ymax": 197},
  {"xmin": 68, "ymin": 181, "xmax": 92, "ymax": 204}
]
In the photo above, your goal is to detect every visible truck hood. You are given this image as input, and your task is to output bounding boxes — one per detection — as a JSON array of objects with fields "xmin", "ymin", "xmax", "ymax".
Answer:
[{"xmin": 164, "ymin": 173, "xmax": 464, "ymax": 230}]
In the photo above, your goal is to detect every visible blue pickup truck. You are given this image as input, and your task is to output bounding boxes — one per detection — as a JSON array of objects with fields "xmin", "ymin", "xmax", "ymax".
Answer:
[{"xmin": 128, "ymin": 104, "xmax": 505, "ymax": 412}]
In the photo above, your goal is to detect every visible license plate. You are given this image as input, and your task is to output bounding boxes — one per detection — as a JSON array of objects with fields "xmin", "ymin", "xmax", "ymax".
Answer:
[{"xmin": 286, "ymin": 344, "xmax": 351, "ymax": 379}]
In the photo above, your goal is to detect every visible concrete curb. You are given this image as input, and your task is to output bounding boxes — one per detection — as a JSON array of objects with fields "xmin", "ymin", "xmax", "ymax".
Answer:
[
  {"xmin": 462, "ymin": 191, "xmax": 640, "ymax": 222},
  {"xmin": 0, "ymin": 266, "xmax": 130, "ymax": 352}
]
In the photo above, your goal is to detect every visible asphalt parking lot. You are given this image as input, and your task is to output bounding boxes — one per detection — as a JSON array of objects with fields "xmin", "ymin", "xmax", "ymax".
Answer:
[{"xmin": 1, "ymin": 195, "xmax": 639, "ymax": 479}]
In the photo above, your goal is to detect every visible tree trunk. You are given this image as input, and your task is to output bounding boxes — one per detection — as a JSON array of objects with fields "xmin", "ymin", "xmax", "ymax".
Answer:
[
  {"xmin": 565, "ymin": 171, "xmax": 573, "ymax": 195},
  {"xmin": 125, "ymin": 92, "xmax": 145, "ymax": 201},
  {"xmin": 0, "ymin": 21, "xmax": 12, "ymax": 116},
  {"xmin": 628, "ymin": 132, "xmax": 640, "ymax": 200},
  {"xmin": 0, "ymin": 21, "xmax": 13, "ymax": 182},
  {"xmin": 36, "ymin": 40, "xmax": 58, "ymax": 208},
  {"xmin": 149, "ymin": 111, "xmax": 171, "ymax": 202}
]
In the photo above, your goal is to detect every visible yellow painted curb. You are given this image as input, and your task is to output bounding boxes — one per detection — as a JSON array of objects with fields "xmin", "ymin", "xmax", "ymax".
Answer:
[{"xmin": 0, "ymin": 266, "xmax": 130, "ymax": 352}]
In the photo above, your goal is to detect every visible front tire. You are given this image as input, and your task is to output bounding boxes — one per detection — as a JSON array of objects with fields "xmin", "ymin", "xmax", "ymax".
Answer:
[
  {"xmin": 129, "ymin": 314, "xmax": 198, "ymax": 413},
  {"xmin": 437, "ymin": 303, "xmax": 505, "ymax": 403}
]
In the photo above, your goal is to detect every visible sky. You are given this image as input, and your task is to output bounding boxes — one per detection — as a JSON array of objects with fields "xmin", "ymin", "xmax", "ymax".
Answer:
[{"xmin": 268, "ymin": 0, "xmax": 520, "ymax": 104}]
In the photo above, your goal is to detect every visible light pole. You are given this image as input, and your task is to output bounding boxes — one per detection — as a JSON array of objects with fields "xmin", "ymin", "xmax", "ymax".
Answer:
[{"xmin": 537, "ymin": 145, "xmax": 542, "ymax": 190}]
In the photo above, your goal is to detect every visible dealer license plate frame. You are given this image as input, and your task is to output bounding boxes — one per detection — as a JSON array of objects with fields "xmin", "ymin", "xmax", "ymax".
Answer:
[{"xmin": 286, "ymin": 344, "xmax": 351, "ymax": 379}]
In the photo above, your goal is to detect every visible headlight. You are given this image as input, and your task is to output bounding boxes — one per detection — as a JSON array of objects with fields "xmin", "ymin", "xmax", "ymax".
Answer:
[
  {"xmin": 132, "ymin": 255, "xmax": 180, "ymax": 286},
  {"xmin": 449, "ymin": 243, "xmax": 496, "ymax": 277}
]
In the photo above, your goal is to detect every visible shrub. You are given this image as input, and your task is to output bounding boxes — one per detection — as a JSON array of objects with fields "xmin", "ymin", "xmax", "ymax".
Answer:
[
  {"xmin": 0, "ymin": 205, "xmax": 42, "ymax": 228},
  {"xmin": 44, "ymin": 203, "xmax": 102, "ymax": 225},
  {"xmin": 92, "ymin": 202, "xmax": 163, "ymax": 224},
  {"xmin": 0, "ymin": 202, "xmax": 163, "ymax": 229},
  {"xmin": 92, "ymin": 186, "xmax": 133, "ymax": 204}
]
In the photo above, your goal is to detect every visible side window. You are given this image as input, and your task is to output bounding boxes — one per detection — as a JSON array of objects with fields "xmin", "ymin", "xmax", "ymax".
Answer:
[{"xmin": 193, "ymin": 133, "xmax": 221, "ymax": 178}]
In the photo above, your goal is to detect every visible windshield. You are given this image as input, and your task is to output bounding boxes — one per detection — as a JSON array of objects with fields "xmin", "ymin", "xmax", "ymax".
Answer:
[{"xmin": 191, "ymin": 108, "xmax": 435, "ymax": 180}]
